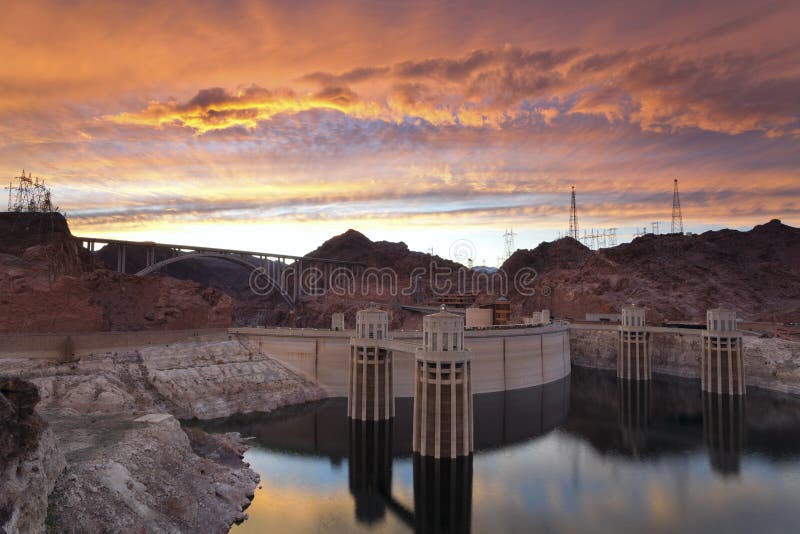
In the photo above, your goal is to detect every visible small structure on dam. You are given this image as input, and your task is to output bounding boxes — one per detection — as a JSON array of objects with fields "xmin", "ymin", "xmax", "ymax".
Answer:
[
  {"xmin": 348, "ymin": 304, "xmax": 394, "ymax": 420},
  {"xmin": 618, "ymin": 304, "xmax": 651, "ymax": 380},
  {"xmin": 701, "ymin": 308, "xmax": 745, "ymax": 395},
  {"xmin": 331, "ymin": 312, "xmax": 345, "ymax": 331},
  {"xmin": 413, "ymin": 306, "xmax": 473, "ymax": 459}
]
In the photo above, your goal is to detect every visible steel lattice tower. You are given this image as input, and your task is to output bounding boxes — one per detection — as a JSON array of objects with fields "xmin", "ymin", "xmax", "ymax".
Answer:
[
  {"xmin": 569, "ymin": 186, "xmax": 579, "ymax": 240},
  {"xmin": 671, "ymin": 179, "xmax": 684, "ymax": 234},
  {"xmin": 502, "ymin": 229, "xmax": 516, "ymax": 262}
]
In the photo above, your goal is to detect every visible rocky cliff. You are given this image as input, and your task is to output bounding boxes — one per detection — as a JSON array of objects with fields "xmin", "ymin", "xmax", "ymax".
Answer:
[
  {"xmin": 140, "ymin": 339, "xmax": 325, "ymax": 419},
  {"xmin": 502, "ymin": 219, "xmax": 800, "ymax": 322},
  {"xmin": 0, "ymin": 377, "xmax": 65, "ymax": 534},
  {"xmin": 0, "ymin": 213, "xmax": 232, "ymax": 332},
  {"xmin": 0, "ymin": 336, "xmax": 323, "ymax": 533}
]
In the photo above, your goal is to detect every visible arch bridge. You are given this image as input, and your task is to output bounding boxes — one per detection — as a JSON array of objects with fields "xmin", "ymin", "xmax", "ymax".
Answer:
[{"xmin": 75, "ymin": 236, "xmax": 365, "ymax": 308}]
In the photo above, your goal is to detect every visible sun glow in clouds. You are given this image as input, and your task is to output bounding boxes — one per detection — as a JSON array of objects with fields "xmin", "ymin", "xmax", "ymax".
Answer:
[{"xmin": 1, "ymin": 0, "xmax": 799, "ymax": 259}]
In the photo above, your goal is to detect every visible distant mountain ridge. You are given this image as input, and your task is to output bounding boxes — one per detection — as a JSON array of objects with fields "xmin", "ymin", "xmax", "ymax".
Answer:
[
  {"xmin": 3, "ymin": 213, "xmax": 796, "ymax": 332},
  {"xmin": 500, "ymin": 219, "xmax": 800, "ymax": 322}
]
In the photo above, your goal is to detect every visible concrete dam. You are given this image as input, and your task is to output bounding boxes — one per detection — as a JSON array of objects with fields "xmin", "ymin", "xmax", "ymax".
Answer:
[{"xmin": 230, "ymin": 321, "xmax": 571, "ymax": 397}]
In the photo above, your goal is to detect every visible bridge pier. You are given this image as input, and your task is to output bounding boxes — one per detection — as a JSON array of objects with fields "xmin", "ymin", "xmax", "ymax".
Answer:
[
  {"xmin": 116, "ymin": 244, "xmax": 126, "ymax": 273},
  {"xmin": 348, "ymin": 305, "xmax": 394, "ymax": 421},
  {"xmin": 413, "ymin": 306, "xmax": 473, "ymax": 459}
]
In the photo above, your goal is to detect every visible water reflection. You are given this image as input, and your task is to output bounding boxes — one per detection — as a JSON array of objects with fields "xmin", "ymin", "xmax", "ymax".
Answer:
[
  {"xmin": 349, "ymin": 420, "xmax": 394, "ymax": 524},
  {"xmin": 618, "ymin": 379, "xmax": 651, "ymax": 457},
  {"xmin": 703, "ymin": 394, "xmax": 744, "ymax": 476},
  {"xmin": 189, "ymin": 367, "xmax": 800, "ymax": 533},
  {"xmin": 347, "ymin": 419, "xmax": 474, "ymax": 533},
  {"xmin": 413, "ymin": 456, "xmax": 472, "ymax": 534}
]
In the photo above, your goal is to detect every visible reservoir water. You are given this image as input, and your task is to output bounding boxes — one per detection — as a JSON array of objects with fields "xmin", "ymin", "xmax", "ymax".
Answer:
[{"xmin": 192, "ymin": 366, "xmax": 800, "ymax": 533}]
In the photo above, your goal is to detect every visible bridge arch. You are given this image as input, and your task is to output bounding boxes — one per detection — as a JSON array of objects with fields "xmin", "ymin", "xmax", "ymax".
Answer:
[{"xmin": 135, "ymin": 252, "xmax": 294, "ymax": 307}]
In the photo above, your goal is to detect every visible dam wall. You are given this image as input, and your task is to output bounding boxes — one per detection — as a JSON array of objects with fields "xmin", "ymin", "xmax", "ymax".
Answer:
[
  {"xmin": 231, "ymin": 324, "xmax": 571, "ymax": 397},
  {"xmin": 569, "ymin": 324, "xmax": 800, "ymax": 395},
  {"xmin": 0, "ymin": 328, "xmax": 230, "ymax": 359}
]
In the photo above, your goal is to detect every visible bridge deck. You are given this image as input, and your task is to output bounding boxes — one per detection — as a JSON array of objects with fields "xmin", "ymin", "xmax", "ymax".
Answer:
[{"xmin": 75, "ymin": 235, "xmax": 365, "ymax": 265}]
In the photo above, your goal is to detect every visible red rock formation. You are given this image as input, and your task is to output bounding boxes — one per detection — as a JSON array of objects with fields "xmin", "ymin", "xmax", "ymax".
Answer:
[
  {"xmin": 501, "ymin": 219, "xmax": 800, "ymax": 323},
  {"xmin": 262, "ymin": 229, "xmax": 468, "ymax": 329},
  {"xmin": 0, "ymin": 213, "xmax": 232, "ymax": 332}
]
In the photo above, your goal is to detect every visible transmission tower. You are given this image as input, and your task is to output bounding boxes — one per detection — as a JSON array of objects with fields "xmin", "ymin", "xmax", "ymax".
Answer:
[
  {"xmin": 5, "ymin": 170, "xmax": 56, "ymax": 213},
  {"xmin": 671, "ymin": 179, "xmax": 684, "ymax": 234},
  {"xmin": 502, "ymin": 229, "xmax": 516, "ymax": 262},
  {"xmin": 569, "ymin": 186, "xmax": 579, "ymax": 240}
]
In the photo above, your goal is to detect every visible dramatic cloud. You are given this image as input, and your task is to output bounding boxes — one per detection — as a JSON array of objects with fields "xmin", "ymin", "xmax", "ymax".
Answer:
[{"xmin": 0, "ymin": 0, "xmax": 798, "ymax": 259}]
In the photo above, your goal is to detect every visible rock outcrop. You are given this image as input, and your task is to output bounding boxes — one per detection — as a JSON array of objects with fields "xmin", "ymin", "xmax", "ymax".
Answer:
[
  {"xmin": 0, "ymin": 336, "xmax": 324, "ymax": 533},
  {"xmin": 259, "ymin": 229, "xmax": 470, "ymax": 329},
  {"xmin": 0, "ymin": 212, "xmax": 233, "ymax": 332},
  {"xmin": 0, "ymin": 377, "xmax": 65, "ymax": 534},
  {"xmin": 140, "ymin": 339, "xmax": 326, "ymax": 420},
  {"xmin": 44, "ymin": 415, "xmax": 258, "ymax": 533},
  {"xmin": 503, "ymin": 219, "xmax": 800, "ymax": 322}
]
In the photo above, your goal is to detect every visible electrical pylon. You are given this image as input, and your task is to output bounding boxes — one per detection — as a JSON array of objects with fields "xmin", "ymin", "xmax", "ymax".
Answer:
[
  {"xmin": 569, "ymin": 186, "xmax": 579, "ymax": 240},
  {"xmin": 671, "ymin": 179, "xmax": 684, "ymax": 234}
]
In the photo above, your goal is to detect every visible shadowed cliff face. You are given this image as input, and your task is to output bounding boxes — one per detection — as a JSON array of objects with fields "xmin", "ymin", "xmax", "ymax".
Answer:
[
  {"xmin": 0, "ymin": 377, "xmax": 44, "ymax": 472},
  {"xmin": 501, "ymin": 219, "xmax": 800, "ymax": 322},
  {"xmin": 0, "ymin": 377, "xmax": 46, "ymax": 525},
  {"xmin": 0, "ymin": 212, "xmax": 232, "ymax": 333}
]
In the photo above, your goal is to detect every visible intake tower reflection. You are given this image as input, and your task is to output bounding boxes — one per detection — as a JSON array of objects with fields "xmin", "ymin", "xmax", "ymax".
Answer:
[
  {"xmin": 348, "ymin": 420, "xmax": 394, "ymax": 523},
  {"xmin": 703, "ymin": 393, "xmax": 745, "ymax": 476},
  {"xmin": 348, "ymin": 417, "xmax": 473, "ymax": 533}
]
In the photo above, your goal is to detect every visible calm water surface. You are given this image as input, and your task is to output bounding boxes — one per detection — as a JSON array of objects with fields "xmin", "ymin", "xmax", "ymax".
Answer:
[{"xmin": 193, "ymin": 367, "xmax": 800, "ymax": 533}]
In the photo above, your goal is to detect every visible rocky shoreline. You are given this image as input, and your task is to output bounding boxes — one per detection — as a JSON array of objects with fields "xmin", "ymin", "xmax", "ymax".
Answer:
[{"xmin": 0, "ymin": 339, "xmax": 325, "ymax": 533}]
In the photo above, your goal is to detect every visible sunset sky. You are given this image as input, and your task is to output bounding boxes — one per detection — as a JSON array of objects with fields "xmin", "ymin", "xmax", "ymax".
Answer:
[{"xmin": 1, "ymin": 0, "xmax": 799, "ymax": 264}]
